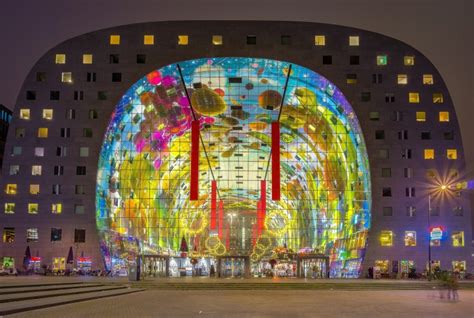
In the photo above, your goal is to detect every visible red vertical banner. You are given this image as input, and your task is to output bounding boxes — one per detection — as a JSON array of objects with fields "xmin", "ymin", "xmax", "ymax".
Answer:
[
  {"xmin": 218, "ymin": 200, "xmax": 224, "ymax": 239},
  {"xmin": 256, "ymin": 200, "xmax": 262, "ymax": 236},
  {"xmin": 271, "ymin": 121, "xmax": 281, "ymax": 200},
  {"xmin": 210, "ymin": 180, "xmax": 217, "ymax": 230},
  {"xmin": 190, "ymin": 120, "xmax": 200, "ymax": 200},
  {"xmin": 260, "ymin": 180, "xmax": 266, "ymax": 233}
]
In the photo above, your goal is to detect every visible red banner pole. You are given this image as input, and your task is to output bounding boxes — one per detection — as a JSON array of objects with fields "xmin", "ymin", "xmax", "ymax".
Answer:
[
  {"xmin": 271, "ymin": 121, "xmax": 281, "ymax": 200},
  {"xmin": 210, "ymin": 180, "xmax": 217, "ymax": 230},
  {"xmin": 190, "ymin": 120, "xmax": 199, "ymax": 200},
  {"xmin": 218, "ymin": 200, "xmax": 224, "ymax": 239}
]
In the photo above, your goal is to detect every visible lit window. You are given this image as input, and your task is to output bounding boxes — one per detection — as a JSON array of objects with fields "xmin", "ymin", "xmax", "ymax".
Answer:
[
  {"xmin": 212, "ymin": 35, "xmax": 223, "ymax": 45},
  {"xmin": 314, "ymin": 35, "xmax": 325, "ymax": 46},
  {"xmin": 433, "ymin": 93, "xmax": 444, "ymax": 104},
  {"xmin": 26, "ymin": 228, "xmax": 39, "ymax": 242},
  {"xmin": 380, "ymin": 231, "xmax": 393, "ymax": 246},
  {"xmin": 42, "ymin": 109, "xmax": 53, "ymax": 120},
  {"xmin": 79, "ymin": 147, "xmax": 89, "ymax": 157},
  {"xmin": 4, "ymin": 203, "xmax": 15, "ymax": 214},
  {"xmin": 346, "ymin": 74, "xmax": 357, "ymax": 84},
  {"xmin": 452, "ymin": 261, "xmax": 466, "ymax": 272},
  {"xmin": 424, "ymin": 149, "xmax": 435, "ymax": 160},
  {"xmin": 82, "ymin": 54, "xmax": 93, "ymax": 64},
  {"xmin": 416, "ymin": 111, "xmax": 426, "ymax": 122},
  {"xmin": 376, "ymin": 55, "xmax": 387, "ymax": 65},
  {"xmin": 75, "ymin": 204, "xmax": 85, "ymax": 214},
  {"xmin": 404, "ymin": 55, "xmax": 415, "ymax": 66},
  {"xmin": 144, "ymin": 35, "xmax": 154, "ymax": 45},
  {"xmin": 452, "ymin": 231, "xmax": 464, "ymax": 247},
  {"xmin": 409, "ymin": 92, "xmax": 420, "ymax": 103},
  {"xmin": 55, "ymin": 54, "xmax": 66, "ymax": 64},
  {"xmin": 38, "ymin": 128, "xmax": 48, "ymax": 138},
  {"xmin": 425, "ymin": 169, "xmax": 437, "ymax": 178},
  {"xmin": 20, "ymin": 109, "xmax": 30, "ymax": 120},
  {"xmin": 404, "ymin": 231, "xmax": 416, "ymax": 247},
  {"xmin": 61, "ymin": 72, "xmax": 73, "ymax": 83},
  {"xmin": 374, "ymin": 260, "xmax": 389, "ymax": 273},
  {"xmin": 3, "ymin": 227, "xmax": 15, "ymax": 243},
  {"xmin": 52, "ymin": 203, "xmax": 62, "ymax": 214},
  {"xmin": 5, "ymin": 184, "xmax": 17, "ymax": 195},
  {"xmin": 9, "ymin": 165, "xmax": 19, "ymax": 175},
  {"xmin": 397, "ymin": 74, "xmax": 408, "ymax": 85},
  {"xmin": 349, "ymin": 36, "xmax": 359, "ymax": 46},
  {"xmin": 34, "ymin": 147, "xmax": 44, "ymax": 157},
  {"xmin": 110, "ymin": 35, "xmax": 120, "ymax": 45},
  {"xmin": 447, "ymin": 149, "xmax": 457, "ymax": 160},
  {"xmin": 439, "ymin": 111, "xmax": 449, "ymax": 122},
  {"xmin": 423, "ymin": 74, "xmax": 433, "ymax": 85},
  {"xmin": 178, "ymin": 35, "xmax": 188, "ymax": 45},
  {"xmin": 32, "ymin": 165, "xmax": 42, "ymax": 176},
  {"xmin": 30, "ymin": 184, "xmax": 40, "ymax": 195},
  {"xmin": 28, "ymin": 203, "xmax": 38, "ymax": 214},
  {"xmin": 12, "ymin": 146, "xmax": 22, "ymax": 156}
]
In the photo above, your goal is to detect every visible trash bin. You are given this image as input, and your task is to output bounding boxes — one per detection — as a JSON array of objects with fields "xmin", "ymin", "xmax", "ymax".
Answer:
[{"xmin": 128, "ymin": 259, "xmax": 140, "ymax": 281}]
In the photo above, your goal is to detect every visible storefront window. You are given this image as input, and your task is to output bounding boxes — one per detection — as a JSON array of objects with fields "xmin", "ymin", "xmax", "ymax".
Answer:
[
  {"xmin": 452, "ymin": 261, "xmax": 466, "ymax": 272},
  {"xmin": 2, "ymin": 256, "xmax": 15, "ymax": 269},
  {"xmin": 404, "ymin": 231, "xmax": 416, "ymax": 246},
  {"xmin": 380, "ymin": 231, "xmax": 393, "ymax": 246},
  {"xmin": 53, "ymin": 257, "xmax": 66, "ymax": 272},
  {"xmin": 451, "ymin": 231, "xmax": 464, "ymax": 247},
  {"xmin": 374, "ymin": 260, "xmax": 389, "ymax": 274}
]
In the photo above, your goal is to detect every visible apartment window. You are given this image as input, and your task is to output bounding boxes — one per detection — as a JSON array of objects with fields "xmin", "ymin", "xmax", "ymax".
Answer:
[
  {"xmin": 28, "ymin": 203, "xmax": 38, "ymax": 214},
  {"xmin": 360, "ymin": 92, "xmax": 371, "ymax": 101},
  {"xmin": 51, "ymin": 228, "xmax": 62, "ymax": 241},
  {"xmin": 382, "ymin": 187, "xmax": 392, "ymax": 197},
  {"xmin": 452, "ymin": 261, "xmax": 466, "ymax": 272},
  {"xmin": 349, "ymin": 36, "xmax": 359, "ymax": 46},
  {"xmin": 178, "ymin": 35, "xmax": 189, "ymax": 45},
  {"xmin": 322, "ymin": 55, "xmax": 332, "ymax": 65},
  {"xmin": 433, "ymin": 93, "xmax": 444, "ymax": 104},
  {"xmin": 443, "ymin": 131, "xmax": 454, "ymax": 140},
  {"xmin": 393, "ymin": 111, "xmax": 403, "ymax": 122},
  {"xmin": 281, "ymin": 35, "xmax": 291, "ymax": 45},
  {"xmin": 405, "ymin": 187, "xmax": 416, "ymax": 197},
  {"xmin": 66, "ymin": 109, "xmax": 76, "ymax": 119},
  {"xmin": 61, "ymin": 72, "xmax": 73, "ymax": 83},
  {"xmin": 60, "ymin": 128, "xmax": 70, "ymax": 138},
  {"xmin": 12, "ymin": 146, "xmax": 22, "ymax": 156},
  {"xmin": 404, "ymin": 55, "xmax": 415, "ymax": 66},
  {"xmin": 447, "ymin": 149, "xmax": 457, "ymax": 160},
  {"xmin": 453, "ymin": 206, "xmax": 463, "ymax": 217},
  {"xmin": 54, "ymin": 166, "xmax": 64, "ymax": 175},
  {"xmin": 382, "ymin": 207, "xmax": 393, "ymax": 216},
  {"xmin": 9, "ymin": 165, "xmax": 19, "ymax": 175},
  {"xmin": 349, "ymin": 55, "xmax": 359, "ymax": 65},
  {"xmin": 75, "ymin": 185, "xmax": 86, "ymax": 195},
  {"xmin": 246, "ymin": 35, "xmax": 256, "ymax": 45},
  {"xmin": 112, "ymin": 73, "xmax": 122, "ymax": 82},
  {"xmin": 5, "ymin": 203, "xmax": 15, "ymax": 214},
  {"xmin": 212, "ymin": 35, "xmax": 223, "ymax": 45},
  {"xmin": 50, "ymin": 91, "xmax": 60, "ymax": 100},
  {"xmin": 314, "ymin": 35, "xmax": 325, "ymax": 46},
  {"xmin": 52, "ymin": 203, "xmax": 62, "ymax": 214},
  {"xmin": 378, "ymin": 149, "xmax": 389, "ymax": 159},
  {"xmin": 423, "ymin": 74, "xmax": 433, "ymax": 85},
  {"xmin": 430, "ymin": 206, "xmax": 440, "ymax": 217},
  {"xmin": 26, "ymin": 91, "xmax": 36, "ymax": 100},
  {"xmin": 86, "ymin": 72, "xmax": 97, "ymax": 82},
  {"xmin": 380, "ymin": 231, "xmax": 393, "ymax": 246},
  {"xmin": 74, "ymin": 204, "xmax": 85, "ymax": 214},
  {"xmin": 369, "ymin": 112, "xmax": 379, "ymax": 121},
  {"xmin": 79, "ymin": 147, "xmax": 89, "ymax": 157},
  {"xmin": 421, "ymin": 131, "xmax": 431, "ymax": 140},
  {"xmin": 36, "ymin": 72, "xmax": 46, "ymax": 82},
  {"xmin": 416, "ymin": 112, "xmax": 426, "ymax": 122},
  {"xmin": 376, "ymin": 55, "xmax": 387, "ymax": 65},
  {"xmin": 346, "ymin": 74, "xmax": 357, "ymax": 84},
  {"xmin": 74, "ymin": 91, "xmax": 84, "ymax": 100},
  {"xmin": 3, "ymin": 227, "xmax": 15, "ymax": 243},
  {"xmin": 32, "ymin": 165, "xmax": 42, "ymax": 176},
  {"xmin": 409, "ymin": 92, "xmax": 420, "ymax": 103},
  {"xmin": 110, "ymin": 35, "xmax": 120, "ymax": 45},
  {"xmin": 37, "ymin": 128, "xmax": 48, "ymax": 138},
  {"xmin": 144, "ymin": 35, "xmax": 154, "ymax": 45},
  {"xmin": 109, "ymin": 54, "xmax": 119, "ymax": 64},
  {"xmin": 42, "ymin": 109, "xmax": 53, "ymax": 120},
  {"xmin": 56, "ymin": 147, "xmax": 67, "ymax": 157},
  {"xmin": 398, "ymin": 130, "xmax": 408, "ymax": 140},
  {"xmin": 74, "ymin": 229, "xmax": 86, "ymax": 243},
  {"xmin": 449, "ymin": 169, "xmax": 459, "ymax": 178},
  {"xmin": 397, "ymin": 74, "xmax": 408, "ymax": 84},
  {"xmin": 20, "ymin": 109, "xmax": 30, "ymax": 120},
  {"xmin": 98, "ymin": 91, "xmax": 107, "ymax": 100},
  {"xmin": 385, "ymin": 93, "xmax": 395, "ymax": 103},
  {"xmin": 55, "ymin": 54, "xmax": 66, "ymax": 64},
  {"xmin": 82, "ymin": 54, "xmax": 93, "ymax": 64},
  {"xmin": 404, "ymin": 168, "xmax": 413, "ymax": 178},
  {"xmin": 402, "ymin": 148, "xmax": 412, "ymax": 159},
  {"xmin": 26, "ymin": 228, "xmax": 39, "ymax": 242},
  {"xmin": 52, "ymin": 184, "xmax": 62, "ymax": 195},
  {"xmin": 381, "ymin": 168, "xmax": 391, "ymax": 178},
  {"xmin": 424, "ymin": 149, "xmax": 434, "ymax": 160},
  {"xmin": 439, "ymin": 111, "xmax": 449, "ymax": 122},
  {"xmin": 34, "ymin": 147, "xmax": 44, "ymax": 157},
  {"xmin": 372, "ymin": 74, "xmax": 383, "ymax": 84},
  {"xmin": 30, "ymin": 184, "xmax": 40, "ymax": 195},
  {"xmin": 452, "ymin": 231, "xmax": 464, "ymax": 247},
  {"xmin": 76, "ymin": 166, "xmax": 87, "ymax": 175},
  {"xmin": 136, "ymin": 54, "xmax": 146, "ymax": 64},
  {"xmin": 83, "ymin": 128, "xmax": 93, "ymax": 138},
  {"xmin": 7, "ymin": 184, "xmax": 18, "ymax": 194},
  {"xmin": 375, "ymin": 130, "xmax": 385, "ymax": 140},
  {"xmin": 406, "ymin": 206, "xmax": 416, "ymax": 217},
  {"xmin": 404, "ymin": 231, "xmax": 416, "ymax": 247},
  {"xmin": 15, "ymin": 128, "xmax": 25, "ymax": 138}
]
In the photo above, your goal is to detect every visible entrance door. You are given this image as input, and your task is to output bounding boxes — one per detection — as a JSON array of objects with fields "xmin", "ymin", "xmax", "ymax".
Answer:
[
  {"xmin": 142, "ymin": 256, "xmax": 168, "ymax": 277},
  {"xmin": 218, "ymin": 257, "xmax": 248, "ymax": 278},
  {"xmin": 299, "ymin": 258, "xmax": 327, "ymax": 278}
]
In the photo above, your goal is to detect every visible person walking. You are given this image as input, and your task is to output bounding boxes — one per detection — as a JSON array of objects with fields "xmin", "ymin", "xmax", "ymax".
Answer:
[{"xmin": 447, "ymin": 273, "xmax": 459, "ymax": 301}]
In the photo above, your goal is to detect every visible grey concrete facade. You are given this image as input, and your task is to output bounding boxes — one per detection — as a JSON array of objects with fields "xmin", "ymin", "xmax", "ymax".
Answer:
[{"xmin": 0, "ymin": 21, "xmax": 472, "ymax": 275}]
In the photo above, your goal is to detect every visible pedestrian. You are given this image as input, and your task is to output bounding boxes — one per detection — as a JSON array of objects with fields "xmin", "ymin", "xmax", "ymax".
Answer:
[{"xmin": 447, "ymin": 273, "xmax": 459, "ymax": 301}]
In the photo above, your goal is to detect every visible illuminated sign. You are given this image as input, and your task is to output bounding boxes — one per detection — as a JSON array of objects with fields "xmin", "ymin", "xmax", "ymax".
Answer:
[{"xmin": 430, "ymin": 226, "xmax": 443, "ymax": 240}]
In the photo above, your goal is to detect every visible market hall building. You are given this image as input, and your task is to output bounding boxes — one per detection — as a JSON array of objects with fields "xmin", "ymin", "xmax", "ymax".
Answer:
[{"xmin": 0, "ymin": 21, "xmax": 472, "ymax": 278}]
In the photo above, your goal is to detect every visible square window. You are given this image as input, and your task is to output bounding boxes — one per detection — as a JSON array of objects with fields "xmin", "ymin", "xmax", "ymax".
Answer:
[
  {"xmin": 83, "ymin": 128, "xmax": 93, "ymax": 138},
  {"xmin": 38, "ymin": 127, "xmax": 48, "ymax": 138},
  {"xmin": 246, "ymin": 35, "xmax": 256, "ymax": 45},
  {"xmin": 15, "ymin": 128, "xmax": 25, "ymax": 138},
  {"xmin": 89, "ymin": 109, "xmax": 98, "ymax": 119},
  {"xmin": 79, "ymin": 147, "xmax": 89, "ymax": 157},
  {"xmin": 109, "ymin": 54, "xmax": 119, "ymax": 64},
  {"xmin": 50, "ymin": 91, "xmax": 60, "ymax": 100},
  {"xmin": 26, "ymin": 228, "xmax": 39, "ymax": 242},
  {"xmin": 30, "ymin": 184, "xmax": 40, "ymax": 195},
  {"xmin": 3, "ymin": 227, "xmax": 15, "ymax": 243},
  {"xmin": 20, "ymin": 109, "xmax": 30, "ymax": 120},
  {"xmin": 439, "ymin": 112, "xmax": 449, "ymax": 122},
  {"xmin": 76, "ymin": 166, "xmax": 86, "ymax": 175},
  {"xmin": 406, "ymin": 206, "xmax": 416, "ymax": 217},
  {"xmin": 61, "ymin": 72, "xmax": 73, "ymax": 83},
  {"xmin": 346, "ymin": 74, "xmax": 357, "ymax": 84},
  {"xmin": 5, "ymin": 203, "xmax": 15, "ymax": 214},
  {"xmin": 55, "ymin": 54, "xmax": 66, "ymax": 64},
  {"xmin": 360, "ymin": 92, "xmax": 371, "ymax": 101},
  {"xmin": 75, "ymin": 185, "xmax": 86, "ymax": 195},
  {"xmin": 51, "ymin": 228, "xmax": 62, "ymax": 241},
  {"xmin": 447, "ymin": 149, "xmax": 457, "ymax": 160},
  {"xmin": 421, "ymin": 131, "xmax": 431, "ymax": 140},
  {"xmin": 453, "ymin": 206, "xmax": 463, "ymax": 216},
  {"xmin": 349, "ymin": 36, "xmax": 359, "ymax": 46},
  {"xmin": 416, "ymin": 111, "xmax": 426, "ymax": 122},
  {"xmin": 452, "ymin": 261, "xmax": 466, "ymax": 272},
  {"xmin": 32, "ymin": 165, "xmax": 42, "ymax": 176},
  {"xmin": 52, "ymin": 184, "xmax": 62, "ymax": 194},
  {"xmin": 380, "ymin": 231, "xmax": 393, "ymax": 246},
  {"xmin": 212, "ymin": 35, "xmax": 223, "ymax": 45},
  {"xmin": 382, "ymin": 187, "xmax": 392, "ymax": 197},
  {"xmin": 74, "ymin": 204, "xmax": 85, "ymax": 214},
  {"xmin": 112, "ymin": 73, "xmax": 122, "ymax": 82},
  {"xmin": 136, "ymin": 54, "xmax": 146, "ymax": 64},
  {"xmin": 110, "ymin": 35, "xmax": 120, "ymax": 45},
  {"xmin": 398, "ymin": 129, "xmax": 408, "ymax": 140},
  {"xmin": 382, "ymin": 207, "xmax": 393, "ymax": 216},
  {"xmin": 36, "ymin": 72, "xmax": 46, "ymax": 82},
  {"xmin": 98, "ymin": 91, "xmax": 107, "ymax": 100},
  {"xmin": 385, "ymin": 93, "xmax": 395, "ymax": 103},
  {"xmin": 397, "ymin": 74, "xmax": 408, "ymax": 85},
  {"xmin": 378, "ymin": 149, "xmax": 389, "ymax": 159},
  {"xmin": 423, "ymin": 74, "xmax": 433, "ymax": 85},
  {"xmin": 424, "ymin": 149, "xmax": 435, "ymax": 160},
  {"xmin": 404, "ymin": 55, "xmax": 415, "ymax": 66},
  {"xmin": 314, "ymin": 35, "xmax": 325, "ymax": 46},
  {"xmin": 409, "ymin": 92, "xmax": 420, "ymax": 103},
  {"xmin": 28, "ymin": 203, "xmax": 38, "ymax": 214},
  {"xmin": 321, "ymin": 55, "xmax": 331, "ymax": 65},
  {"xmin": 9, "ymin": 165, "xmax": 19, "ymax": 175},
  {"xmin": 5, "ymin": 184, "xmax": 17, "ymax": 195},
  {"xmin": 381, "ymin": 168, "xmax": 391, "ymax": 178},
  {"xmin": 12, "ymin": 146, "xmax": 22, "ymax": 156},
  {"xmin": 66, "ymin": 108, "xmax": 76, "ymax": 119},
  {"xmin": 349, "ymin": 55, "xmax": 359, "ymax": 65},
  {"xmin": 56, "ymin": 147, "xmax": 67, "ymax": 157},
  {"xmin": 443, "ymin": 131, "xmax": 454, "ymax": 140},
  {"xmin": 281, "ymin": 35, "xmax": 292, "ymax": 45},
  {"xmin": 376, "ymin": 55, "xmax": 387, "ymax": 65},
  {"xmin": 452, "ymin": 231, "xmax": 464, "ymax": 247},
  {"xmin": 74, "ymin": 229, "xmax": 86, "ymax": 243},
  {"xmin": 34, "ymin": 147, "xmax": 44, "ymax": 157},
  {"xmin": 433, "ymin": 93, "xmax": 444, "ymax": 103},
  {"xmin": 52, "ymin": 203, "xmax": 62, "ymax": 214},
  {"xmin": 375, "ymin": 130, "xmax": 385, "ymax": 140},
  {"xmin": 87, "ymin": 72, "xmax": 96, "ymax": 82},
  {"xmin": 82, "ymin": 54, "xmax": 93, "ymax": 64},
  {"xmin": 26, "ymin": 91, "xmax": 36, "ymax": 100},
  {"xmin": 404, "ymin": 231, "xmax": 417, "ymax": 247},
  {"xmin": 178, "ymin": 35, "xmax": 189, "ymax": 45},
  {"xmin": 144, "ymin": 35, "xmax": 154, "ymax": 45},
  {"xmin": 54, "ymin": 166, "xmax": 64, "ymax": 176},
  {"xmin": 369, "ymin": 111, "xmax": 379, "ymax": 121},
  {"xmin": 42, "ymin": 109, "xmax": 53, "ymax": 120},
  {"xmin": 404, "ymin": 167, "xmax": 413, "ymax": 178}
]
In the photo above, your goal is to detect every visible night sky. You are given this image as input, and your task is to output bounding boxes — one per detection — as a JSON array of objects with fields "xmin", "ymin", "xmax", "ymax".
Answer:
[{"xmin": 0, "ymin": 0, "xmax": 472, "ymax": 175}]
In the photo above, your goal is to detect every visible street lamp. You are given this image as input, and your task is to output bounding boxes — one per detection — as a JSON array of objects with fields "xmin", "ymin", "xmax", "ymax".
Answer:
[{"xmin": 427, "ymin": 184, "xmax": 448, "ymax": 281}]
